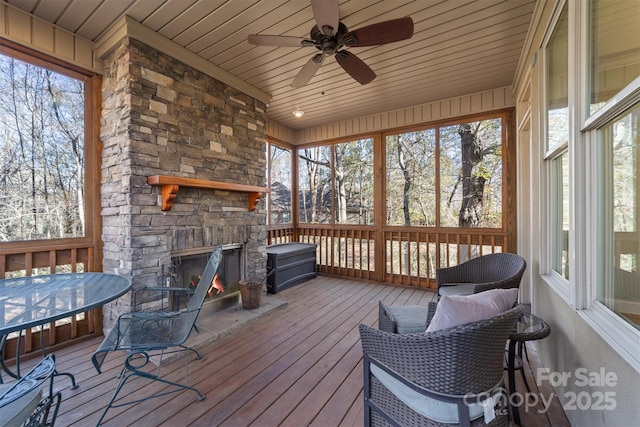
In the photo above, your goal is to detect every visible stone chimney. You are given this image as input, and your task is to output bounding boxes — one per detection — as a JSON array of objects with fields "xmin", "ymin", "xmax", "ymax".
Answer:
[{"xmin": 99, "ymin": 37, "xmax": 268, "ymax": 329}]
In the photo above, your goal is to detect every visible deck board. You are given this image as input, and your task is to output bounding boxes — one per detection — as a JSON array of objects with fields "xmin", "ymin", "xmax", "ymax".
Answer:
[{"xmin": 12, "ymin": 276, "xmax": 568, "ymax": 426}]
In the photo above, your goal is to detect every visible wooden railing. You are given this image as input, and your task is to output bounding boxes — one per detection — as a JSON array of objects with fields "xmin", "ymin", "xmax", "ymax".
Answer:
[
  {"xmin": 269, "ymin": 225, "xmax": 511, "ymax": 290},
  {"xmin": 0, "ymin": 241, "xmax": 101, "ymax": 362}
]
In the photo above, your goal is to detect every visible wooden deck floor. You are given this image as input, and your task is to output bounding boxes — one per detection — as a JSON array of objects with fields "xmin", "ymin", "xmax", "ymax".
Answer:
[{"xmin": 22, "ymin": 276, "xmax": 568, "ymax": 426}]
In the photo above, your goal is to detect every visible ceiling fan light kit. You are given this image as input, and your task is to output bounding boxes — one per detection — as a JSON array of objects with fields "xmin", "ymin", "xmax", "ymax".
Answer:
[{"xmin": 247, "ymin": 0, "xmax": 414, "ymax": 88}]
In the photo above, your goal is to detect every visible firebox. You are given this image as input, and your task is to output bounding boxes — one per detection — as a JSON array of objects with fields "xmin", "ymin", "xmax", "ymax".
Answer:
[{"xmin": 169, "ymin": 244, "xmax": 243, "ymax": 313}]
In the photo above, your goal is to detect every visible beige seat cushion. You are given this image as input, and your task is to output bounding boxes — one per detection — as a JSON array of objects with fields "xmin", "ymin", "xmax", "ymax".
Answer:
[{"xmin": 0, "ymin": 382, "xmax": 42, "ymax": 427}]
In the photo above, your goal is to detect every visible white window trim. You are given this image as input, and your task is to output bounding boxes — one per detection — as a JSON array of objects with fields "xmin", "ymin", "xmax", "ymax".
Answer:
[
  {"xmin": 577, "ymin": 0, "xmax": 640, "ymax": 372},
  {"xmin": 580, "ymin": 302, "xmax": 640, "ymax": 373},
  {"xmin": 581, "ymin": 88, "xmax": 640, "ymax": 374},
  {"xmin": 582, "ymin": 76, "xmax": 640, "ymax": 132},
  {"xmin": 540, "ymin": 0, "xmax": 573, "ymax": 305}
]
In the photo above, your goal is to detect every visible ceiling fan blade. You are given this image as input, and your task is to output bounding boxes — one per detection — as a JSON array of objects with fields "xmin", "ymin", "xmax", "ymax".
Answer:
[
  {"xmin": 248, "ymin": 34, "xmax": 307, "ymax": 47},
  {"xmin": 291, "ymin": 54, "xmax": 324, "ymax": 88},
  {"xmin": 335, "ymin": 51, "xmax": 376, "ymax": 85},
  {"xmin": 311, "ymin": 0, "xmax": 339, "ymax": 37},
  {"xmin": 343, "ymin": 17, "xmax": 414, "ymax": 47}
]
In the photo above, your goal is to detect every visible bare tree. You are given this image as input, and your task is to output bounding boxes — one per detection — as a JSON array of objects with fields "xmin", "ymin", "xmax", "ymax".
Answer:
[
  {"xmin": 0, "ymin": 54, "xmax": 85, "ymax": 241},
  {"xmin": 456, "ymin": 123, "xmax": 500, "ymax": 228},
  {"xmin": 299, "ymin": 147, "xmax": 330, "ymax": 222}
]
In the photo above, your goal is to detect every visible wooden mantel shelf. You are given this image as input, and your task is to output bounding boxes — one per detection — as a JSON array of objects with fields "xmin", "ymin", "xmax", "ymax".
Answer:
[{"xmin": 147, "ymin": 175, "xmax": 269, "ymax": 212}]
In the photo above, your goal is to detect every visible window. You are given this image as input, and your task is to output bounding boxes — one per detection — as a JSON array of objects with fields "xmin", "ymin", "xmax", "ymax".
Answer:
[
  {"xmin": 596, "ymin": 101, "xmax": 640, "ymax": 331},
  {"xmin": 439, "ymin": 120, "xmax": 503, "ymax": 228},
  {"xmin": 544, "ymin": 3, "xmax": 570, "ymax": 284},
  {"xmin": 333, "ymin": 139, "xmax": 374, "ymax": 225},
  {"xmin": 589, "ymin": 0, "xmax": 640, "ymax": 115},
  {"xmin": 586, "ymin": 0, "xmax": 640, "ymax": 363},
  {"xmin": 546, "ymin": 3, "xmax": 569, "ymax": 153},
  {"xmin": 386, "ymin": 130, "xmax": 436, "ymax": 226},
  {"xmin": 298, "ymin": 139, "xmax": 374, "ymax": 225},
  {"xmin": 298, "ymin": 145, "xmax": 332, "ymax": 223},
  {"xmin": 385, "ymin": 117, "xmax": 504, "ymax": 228},
  {"xmin": 551, "ymin": 151, "xmax": 570, "ymax": 279},
  {"xmin": 267, "ymin": 143, "xmax": 292, "ymax": 225},
  {"xmin": 0, "ymin": 48, "xmax": 89, "ymax": 242}
]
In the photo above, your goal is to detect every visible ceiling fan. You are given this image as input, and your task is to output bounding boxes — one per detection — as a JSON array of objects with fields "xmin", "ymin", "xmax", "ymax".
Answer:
[{"xmin": 247, "ymin": 0, "xmax": 414, "ymax": 88}]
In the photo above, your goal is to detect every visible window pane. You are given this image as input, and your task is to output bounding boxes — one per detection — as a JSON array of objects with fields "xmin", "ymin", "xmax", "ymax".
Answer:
[
  {"xmin": 440, "ymin": 120, "xmax": 503, "ymax": 228},
  {"xmin": 334, "ymin": 138, "xmax": 374, "ymax": 225},
  {"xmin": 552, "ymin": 151, "xmax": 570, "ymax": 279},
  {"xmin": 589, "ymin": 0, "xmax": 640, "ymax": 115},
  {"xmin": 0, "ymin": 54, "xmax": 85, "ymax": 241},
  {"xmin": 298, "ymin": 146, "xmax": 331, "ymax": 223},
  {"xmin": 269, "ymin": 144, "xmax": 292, "ymax": 225},
  {"xmin": 385, "ymin": 130, "xmax": 436, "ymax": 226},
  {"xmin": 598, "ymin": 103, "xmax": 640, "ymax": 330},
  {"xmin": 547, "ymin": 4, "xmax": 569, "ymax": 151}
]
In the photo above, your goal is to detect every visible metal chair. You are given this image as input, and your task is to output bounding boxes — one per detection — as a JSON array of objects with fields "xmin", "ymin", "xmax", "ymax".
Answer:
[
  {"xmin": 0, "ymin": 354, "xmax": 61, "ymax": 427},
  {"xmin": 91, "ymin": 246, "xmax": 223, "ymax": 426},
  {"xmin": 437, "ymin": 253, "xmax": 526, "ymax": 298},
  {"xmin": 360, "ymin": 304, "xmax": 523, "ymax": 427}
]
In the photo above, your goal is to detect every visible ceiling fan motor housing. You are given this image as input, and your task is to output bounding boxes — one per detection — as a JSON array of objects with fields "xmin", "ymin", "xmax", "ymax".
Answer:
[{"xmin": 310, "ymin": 22, "xmax": 349, "ymax": 56}]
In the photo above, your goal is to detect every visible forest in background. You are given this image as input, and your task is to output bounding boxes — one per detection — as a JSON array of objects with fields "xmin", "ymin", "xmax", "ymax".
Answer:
[
  {"xmin": 0, "ymin": 54, "xmax": 85, "ymax": 242},
  {"xmin": 292, "ymin": 118, "xmax": 504, "ymax": 229}
]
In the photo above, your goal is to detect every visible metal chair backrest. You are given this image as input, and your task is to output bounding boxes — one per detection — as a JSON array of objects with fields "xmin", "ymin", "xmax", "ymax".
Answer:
[
  {"xmin": 0, "ymin": 355, "xmax": 55, "ymax": 409},
  {"xmin": 158, "ymin": 246, "xmax": 224, "ymax": 346},
  {"xmin": 186, "ymin": 246, "xmax": 223, "ymax": 312},
  {"xmin": 0, "ymin": 354, "xmax": 61, "ymax": 427}
]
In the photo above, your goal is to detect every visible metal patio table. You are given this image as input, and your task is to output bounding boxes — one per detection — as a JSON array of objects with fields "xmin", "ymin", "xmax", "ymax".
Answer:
[{"xmin": 0, "ymin": 272, "xmax": 131, "ymax": 384}]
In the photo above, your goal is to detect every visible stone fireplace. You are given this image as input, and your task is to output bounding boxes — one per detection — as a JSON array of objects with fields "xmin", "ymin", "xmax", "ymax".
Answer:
[
  {"xmin": 169, "ymin": 243, "xmax": 244, "ymax": 314},
  {"xmin": 98, "ymin": 36, "xmax": 268, "ymax": 329}
]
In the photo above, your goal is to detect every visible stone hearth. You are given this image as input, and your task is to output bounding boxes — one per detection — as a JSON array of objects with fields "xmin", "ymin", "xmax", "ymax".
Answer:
[{"xmin": 155, "ymin": 294, "xmax": 287, "ymax": 365}]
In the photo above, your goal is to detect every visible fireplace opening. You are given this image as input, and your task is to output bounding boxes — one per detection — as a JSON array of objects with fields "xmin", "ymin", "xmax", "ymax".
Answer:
[{"xmin": 170, "ymin": 244, "xmax": 243, "ymax": 313}]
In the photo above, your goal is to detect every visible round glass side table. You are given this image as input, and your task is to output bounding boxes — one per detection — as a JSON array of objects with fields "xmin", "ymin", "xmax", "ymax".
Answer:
[{"xmin": 507, "ymin": 312, "xmax": 551, "ymax": 425}]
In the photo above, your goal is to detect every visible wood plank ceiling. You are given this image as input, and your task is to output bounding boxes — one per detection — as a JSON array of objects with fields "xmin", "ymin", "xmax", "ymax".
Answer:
[{"xmin": 6, "ymin": 0, "xmax": 537, "ymax": 132}]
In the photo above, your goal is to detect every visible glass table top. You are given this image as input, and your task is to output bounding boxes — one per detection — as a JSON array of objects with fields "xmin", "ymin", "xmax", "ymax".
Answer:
[{"xmin": 0, "ymin": 272, "xmax": 131, "ymax": 335}]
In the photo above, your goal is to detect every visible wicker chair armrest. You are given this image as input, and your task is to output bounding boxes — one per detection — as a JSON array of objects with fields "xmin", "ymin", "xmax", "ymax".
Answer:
[
  {"xmin": 472, "ymin": 261, "xmax": 526, "ymax": 294},
  {"xmin": 426, "ymin": 301, "xmax": 437, "ymax": 327},
  {"xmin": 378, "ymin": 301, "xmax": 398, "ymax": 333}
]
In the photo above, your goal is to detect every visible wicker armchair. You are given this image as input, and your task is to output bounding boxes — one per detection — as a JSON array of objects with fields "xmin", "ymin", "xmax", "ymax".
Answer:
[
  {"xmin": 360, "ymin": 304, "xmax": 523, "ymax": 427},
  {"xmin": 437, "ymin": 253, "xmax": 526, "ymax": 299}
]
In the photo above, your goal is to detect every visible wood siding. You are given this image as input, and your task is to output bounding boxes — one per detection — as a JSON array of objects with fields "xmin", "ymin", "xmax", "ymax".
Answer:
[
  {"xmin": 0, "ymin": 2, "xmax": 100, "ymax": 72},
  {"xmin": 292, "ymin": 87, "xmax": 516, "ymax": 145}
]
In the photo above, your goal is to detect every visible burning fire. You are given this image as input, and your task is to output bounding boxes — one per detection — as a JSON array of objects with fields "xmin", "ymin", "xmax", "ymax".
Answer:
[{"xmin": 208, "ymin": 273, "xmax": 225, "ymax": 297}]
